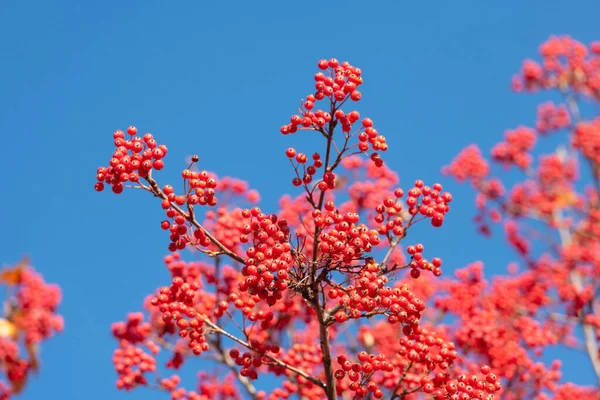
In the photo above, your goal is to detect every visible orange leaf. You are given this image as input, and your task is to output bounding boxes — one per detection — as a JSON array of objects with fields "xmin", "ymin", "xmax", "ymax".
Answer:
[
  {"xmin": 0, "ymin": 319, "xmax": 17, "ymax": 340},
  {"xmin": 0, "ymin": 257, "xmax": 28, "ymax": 286},
  {"xmin": 555, "ymin": 191, "xmax": 576, "ymax": 209}
]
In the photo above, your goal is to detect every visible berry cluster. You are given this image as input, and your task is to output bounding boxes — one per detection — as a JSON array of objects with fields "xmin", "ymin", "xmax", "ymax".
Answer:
[
  {"xmin": 95, "ymin": 127, "xmax": 168, "ymax": 194},
  {"xmin": 537, "ymin": 154, "xmax": 577, "ymax": 187},
  {"xmin": 513, "ymin": 36, "xmax": 600, "ymax": 97},
  {"xmin": 238, "ymin": 207, "xmax": 291, "ymax": 306},
  {"xmin": 490, "ymin": 126, "xmax": 536, "ymax": 170},
  {"xmin": 314, "ymin": 200, "xmax": 378, "ymax": 262},
  {"xmin": 329, "ymin": 261, "xmax": 424, "ymax": 332},
  {"xmin": 535, "ymin": 102, "xmax": 571, "ymax": 134},
  {"xmin": 375, "ymin": 181, "xmax": 452, "ymax": 229},
  {"xmin": 0, "ymin": 339, "xmax": 27, "ymax": 396},
  {"xmin": 267, "ymin": 341, "xmax": 325, "ymax": 399},
  {"xmin": 111, "ymin": 312, "xmax": 152, "ymax": 345},
  {"xmin": 0, "ymin": 261, "xmax": 63, "ymax": 397},
  {"xmin": 287, "ymin": 149, "xmax": 325, "ymax": 188},
  {"xmin": 573, "ymin": 118, "xmax": 600, "ymax": 165},
  {"xmin": 443, "ymin": 145, "xmax": 490, "ymax": 183},
  {"xmin": 113, "ymin": 344, "xmax": 157, "ymax": 390},
  {"xmin": 281, "ymin": 58, "xmax": 387, "ymax": 167},
  {"xmin": 150, "ymin": 277, "xmax": 208, "ymax": 356},
  {"xmin": 427, "ymin": 367, "xmax": 501, "ymax": 399},
  {"xmin": 203, "ymin": 208, "xmax": 248, "ymax": 254},
  {"xmin": 229, "ymin": 343, "xmax": 281, "ymax": 381},
  {"xmin": 334, "ymin": 352, "xmax": 394, "ymax": 398},
  {"xmin": 406, "ymin": 243, "xmax": 443, "ymax": 278},
  {"xmin": 159, "ymin": 169, "xmax": 219, "ymax": 252}
]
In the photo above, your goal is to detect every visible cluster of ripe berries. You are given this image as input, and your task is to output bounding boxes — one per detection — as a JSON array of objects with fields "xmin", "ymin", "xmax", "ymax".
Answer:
[
  {"xmin": 329, "ymin": 261, "xmax": 424, "ymax": 330},
  {"xmin": 375, "ymin": 180, "xmax": 452, "ymax": 229},
  {"xmin": 334, "ymin": 352, "xmax": 394, "ymax": 398},
  {"xmin": 491, "ymin": 126, "xmax": 536, "ymax": 170},
  {"xmin": 314, "ymin": 201, "xmax": 379, "ymax": 261},
  {"xmin": 238, "ymin": 207, "xmax": 292, "ymax": 306},
  {"xmin": 159, "ymin": 170, "xmax": 219, "ymax": 252},
  {"xmin": 113, "ymin": 344, "xmax": 156, "ymax": 390},
  {"xmin": 406, "ymin": 243, "xmax": 443, "ymax": 278},
  {"xmin": 95, "ymin": 126, "xmax": 168, "ymax": 193},
  {"xmin": 426, "ymin": 367, "xmax": 501, "ymax": 399},
  {"xmin": 228, "ymin": 343, "xmax": 280, "ymax": 381},
  {"xmin": 150, "ymin": 277, "xmax": 208, "ymax": 356},
  {"xmin": 281, "ymin": 58, "xmax": 387, "ymax": 167},
  {"xmin": 286, "ymin": 149, "xmax": 326, "ymax": 188}
]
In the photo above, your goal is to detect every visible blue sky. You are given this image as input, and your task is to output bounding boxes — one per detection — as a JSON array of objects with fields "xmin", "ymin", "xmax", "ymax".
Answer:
[{"xmin": 2, "ymin": 1, "xmax": 600, "ymax": 398}]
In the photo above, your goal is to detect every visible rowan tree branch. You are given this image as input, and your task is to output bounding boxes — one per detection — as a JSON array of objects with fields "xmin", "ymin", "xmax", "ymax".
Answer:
[
  {"xmin": 211, "ymin": 338, "xmax": 259, "ymax": 399},
  {"xmin": 200, "ymin": 315, "xmax": 326, "ymax": 390},
  {"xmin": 144, "ymin": 171, "xmax": 245, "ymax": 264},
  {"xmin": 554, "ymin": 210, "xmax": 600, "ymax": 385}
]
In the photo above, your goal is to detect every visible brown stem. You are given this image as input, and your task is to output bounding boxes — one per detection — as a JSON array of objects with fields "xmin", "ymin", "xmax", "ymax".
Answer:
[
  {"xmin": 308, "ymin": 100, "xmax": 339, "ymax": 400},
  {"xmin": 390, "ymin": 362, "xmax": 413, "ymax": 400},
  {"xmin": 200, "ymin": 315, "xmax": 326, "ymax": 390},
  {"xmin": 315, "ymin": 295, "xmax": 336, "ymax": 400}
]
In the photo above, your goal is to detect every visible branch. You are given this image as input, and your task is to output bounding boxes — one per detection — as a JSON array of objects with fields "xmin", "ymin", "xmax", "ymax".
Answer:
[
  {"xmin": 390, "ymin": 362, "xmax": 413, "ymax": 400},
  {"xmin": 211, "ymin": 338, "xmax": 259, "ymax": 399},
  {"xmin": 144, "ymin": 172, "xmax": 245, "ymax": 264},
  {"xmin": 200, "ymin": 315, "xmax": 326, "ymax": 390},
  {"xmin": 555, "ymin": 210, "xmax": 600, "ymax": 385},
  {"xmin": 314, "ymin": 293, "xmax": 336, "ymax": 400},
  {"xmin": 380, "ymin": 214, "xmax": 417, "ymax": 272}
]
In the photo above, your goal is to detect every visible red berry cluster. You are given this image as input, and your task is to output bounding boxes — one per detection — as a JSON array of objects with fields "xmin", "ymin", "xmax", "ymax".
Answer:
[
  {"xmin": 203, "ymin": 208, "xmax": 248, "ymax": 254},
  {"xmin": 169, "ymin": 373, "xmax": 251, "ymax": 400},
  {"xmin": 0, "ymin": 262, "xmax": 63, "ymax": 397},
  {"xmin": 356, "ymin": 116, "xmax": 388, "ymax": 155},
  {"xmin": 13, "ymin": 268, "xmax": 63, "ymax": 345},
  {"xmin": 573, "ymin": 118, "xmax": 600, "ymax": 165},
  {"xmin": 0, "ymin": 339, "xmax": 27, "ymax": 396},
  {"xmin": 406, "ymin": 243, "xmax": 443, "ymax": 278},
  {"xmin": 159, "ymin": 375, "xmax": 180, "ymax": 392},
  {"xmin": 229, "ymin": 343, "xmax": 281, "ymax": 380},
  {"xmin": 375, "ymin": 181, "xmax": 452, "ymax": 229},
  {"xmin": 443, "ymin": 145, "xmax": 490, "ymax": 183},
  {"xmin": 271, "ymin": 342, "xmax": 321, "ymax": 380},
  {"xmin": 113, "ymin": 344, "xmax": 157, "ymax": 390},
  {"xmin": 281, "ymin": 59, "xmax": 363, "ymax": 132},
  {"xmin": 491, "ymin": 126, "xmax": 537, "ymax": 170},
  {"xmin": 537, "ymin": 153, "xmax": 577, "ymax": 187},
  {"xmin": 334, "ymin": 352, "xmax": 394, "ymax": 398},
  {"xmin": 513, "ymin": 36, "xmax": 599, "ymax": 95},
  {"xmin": 281, "ymin": 58, "xmax": 387, "ymax": 167},
  {"xmin": 111, "ymin": 312, "xmax": 152, "ymax": 345},
  {"xmin": 238, "ymin": 207, "xmax": 291, "ymax": 306},
  {"xmin": 269, "ymin": 382, "xmax": 321, "ymax": 400},
  {"xmin": 268, "ymin": 342, "xmax": 324, "ymax": 399},
  {"xmin": 426, "ymin": 367, "xmax": 501, "ymax": 399},
  {"xmin": 314, "ymin": 200, "xmax": 379, "ymax": 261},
  {"xmin": 504, "ymin": 220, "xmax": 530, "ymax": 256},
  {"xmin": 149, "ymin": 277, "xmax": 208, "ymax": 356},
  {"xmin": 535, "ymin": 101, "xmax": 571, "ymax": 134},
  {"xmin": 95, "ymin": 127, "xmax": 168, "ymax": 194},
  {"xmin": 159, "ymin": 171, "xmax": 219, "ymax": 252},
  {"xmin": 286, "ymin": 149, "xmax": 325, "ymax": 188},
  {"xmin": 329, "ymin": 261, "xmax": 424, "ymax": 332}
]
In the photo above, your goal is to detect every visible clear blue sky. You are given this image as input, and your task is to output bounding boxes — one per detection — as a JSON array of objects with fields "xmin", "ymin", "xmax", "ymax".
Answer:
[{"xmin": 2, "ymin": 1, "xmax": 600, "ymax": 398}]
